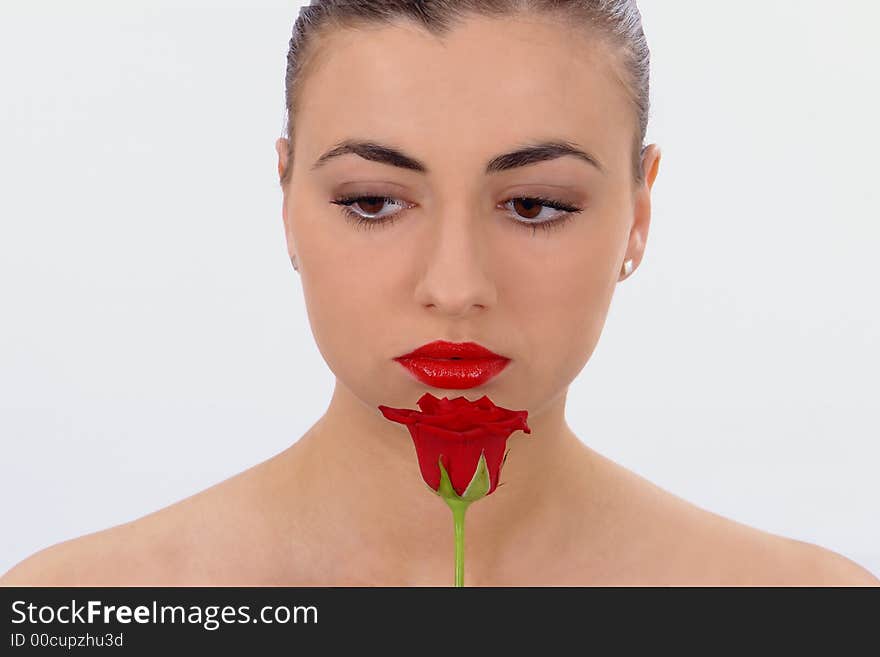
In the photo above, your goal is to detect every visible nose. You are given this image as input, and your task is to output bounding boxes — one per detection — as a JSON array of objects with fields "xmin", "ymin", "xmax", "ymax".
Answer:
[{"xmin": 413, "ymin": 209, "xmax": 497, "ymax": 318}]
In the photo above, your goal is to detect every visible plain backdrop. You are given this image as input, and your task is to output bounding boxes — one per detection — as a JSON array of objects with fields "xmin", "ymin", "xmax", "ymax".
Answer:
[{"xmin": 1, "ymin": 0, "xmax": 878, "ymax": 578}]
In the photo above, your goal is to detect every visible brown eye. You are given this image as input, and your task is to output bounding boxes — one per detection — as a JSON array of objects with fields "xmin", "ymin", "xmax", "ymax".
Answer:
[
  {"xmin": 330, "ymin": 194, "xmax": 411, "ymax": 230},
  {"xmin": 353, "ymin": 196, "xmax": 386, "ymax": 215},
  {"xmin": 500, "ymin": 196, "xmax": 584, "ymax": 235},
  {"xmin": 511, "ymin": 198, "xmax": 543, "ymax": 220}
]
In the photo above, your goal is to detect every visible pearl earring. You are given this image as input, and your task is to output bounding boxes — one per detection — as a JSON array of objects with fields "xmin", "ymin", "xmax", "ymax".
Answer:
[{"xmin": 621, "ymin": 258, "xmax": 633, "ymax": 279}]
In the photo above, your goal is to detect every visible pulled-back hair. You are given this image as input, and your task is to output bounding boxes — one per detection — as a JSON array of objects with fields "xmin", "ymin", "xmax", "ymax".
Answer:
[{"xmin": 280, "ymin": 0, "xmax": 651, "ymax": 186}]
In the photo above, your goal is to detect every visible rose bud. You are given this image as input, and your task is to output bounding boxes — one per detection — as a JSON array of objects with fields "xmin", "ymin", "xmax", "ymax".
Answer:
[{"xmin": 378, "ymin": 392, "xmax": 532, "ymax": 502}]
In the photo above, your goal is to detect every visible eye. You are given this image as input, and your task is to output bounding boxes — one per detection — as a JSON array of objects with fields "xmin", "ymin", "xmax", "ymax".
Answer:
[
  {"xmin": 330, "ymin": 195, "xmax": 410, "ymax": 231},
  {"xmin": 330, "ymin": 193, "xmax": 583, "ymax": 234},
  {"xmin": 501, "ymin": 196, "xmax": 583, "ymax": 234}
]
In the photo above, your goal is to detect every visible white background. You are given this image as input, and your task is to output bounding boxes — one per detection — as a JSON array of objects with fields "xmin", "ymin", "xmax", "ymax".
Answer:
[{"xmin": 1, "ymin": 1, "xmax": 878, "ymax": 578}]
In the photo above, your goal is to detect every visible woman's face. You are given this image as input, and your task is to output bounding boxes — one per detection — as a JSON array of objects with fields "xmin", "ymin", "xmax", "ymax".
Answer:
[{"xmin": 277, "ymin": 13, "xmax": 660, "ymax": 417}]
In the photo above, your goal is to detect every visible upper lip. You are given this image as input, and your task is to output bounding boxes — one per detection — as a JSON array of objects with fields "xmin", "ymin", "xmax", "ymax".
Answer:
[{"xmin": 396, "ymin": 340, "xmax": 508, "ymax": 360}]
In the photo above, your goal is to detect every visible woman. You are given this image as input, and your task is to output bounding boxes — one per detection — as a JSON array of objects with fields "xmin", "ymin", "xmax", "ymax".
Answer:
[{"xmin": 2, "ymin": 0, "xmax": 877, "ymax": 586}]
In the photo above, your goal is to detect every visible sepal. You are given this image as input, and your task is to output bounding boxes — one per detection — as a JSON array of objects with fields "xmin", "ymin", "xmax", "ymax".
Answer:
[
  {"xmin": 461, "ymin": 452, "xmax": 491, "ymax": 501},
  {"xmin": 435, "ymin": 451, "xmax": 491, "ymax": 503}
]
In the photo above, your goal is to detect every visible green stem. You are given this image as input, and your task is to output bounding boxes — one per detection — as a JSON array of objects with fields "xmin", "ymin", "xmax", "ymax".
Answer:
[{"xmin": 443, "ymin": 497, "xmax": 471, "ymax": 587}]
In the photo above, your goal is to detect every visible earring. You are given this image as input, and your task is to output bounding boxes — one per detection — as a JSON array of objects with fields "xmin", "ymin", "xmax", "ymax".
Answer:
[
  {"xmin": 621, "ymin": 258, "xmax": 633, "ymax": 279},
  {"xmin": 291, "ymin": 255, "xmax": 299, "ymax": 271}
]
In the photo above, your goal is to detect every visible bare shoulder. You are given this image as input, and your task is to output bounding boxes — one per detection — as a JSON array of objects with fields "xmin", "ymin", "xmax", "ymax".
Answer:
[
  {"xmin": 657, "ymin": 500, "xmax": 879, "ymax": 586},
  {"xmin": 772, "ymin": 537, "xmax": 880, "ymax": 586},
  {"xmin": 595, "ymin": 455, "xmax": 879, "ymax": 586},
  {"xmin": 0, "ymin": 460, "xmax": 275, "ymax": 587},
  {"xmin": 1, "ymin": 521, "xmax": 173, "ymax": 587}
]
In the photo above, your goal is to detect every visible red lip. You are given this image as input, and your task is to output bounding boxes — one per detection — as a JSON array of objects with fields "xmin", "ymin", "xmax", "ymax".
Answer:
[
  {"xmin": 398, "ymin": 340, "xmax": 506, "ymax": 360},
  {"xmin": 394, "ymin": 340, "xmax": 510, "ymax": 389}
]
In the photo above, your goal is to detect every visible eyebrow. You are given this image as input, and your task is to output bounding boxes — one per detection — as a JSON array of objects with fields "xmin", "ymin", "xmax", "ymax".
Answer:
[{"xmin": 310, "ymin": 139, "xmax": 606, "ymax": 175}]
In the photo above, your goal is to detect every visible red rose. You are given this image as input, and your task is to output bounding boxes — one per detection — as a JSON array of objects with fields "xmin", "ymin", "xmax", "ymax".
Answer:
[{"xmin": 378, "ymin": 393, "xmax": 531, "ymax": 499}]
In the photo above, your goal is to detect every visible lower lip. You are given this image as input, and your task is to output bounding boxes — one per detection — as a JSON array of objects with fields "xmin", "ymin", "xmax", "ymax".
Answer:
[{"xmin": 395, "ymin": 356, "xmax": 510, "ymax": 389}]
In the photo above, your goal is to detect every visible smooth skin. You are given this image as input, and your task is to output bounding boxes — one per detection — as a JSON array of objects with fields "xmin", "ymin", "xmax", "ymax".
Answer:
[{"xmin": 3, "ymin": 12, "xmax": 877, "ymax": 586}]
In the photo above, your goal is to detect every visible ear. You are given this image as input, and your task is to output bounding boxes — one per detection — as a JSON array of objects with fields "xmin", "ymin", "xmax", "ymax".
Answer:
[
  {"xmin": 620, "ymin": 144, "xmax": 661, "ymax": 281},
  {"xmin": 275, "ymin": 136, "xmax": 290, "ymax": 190},
  {"xmin": 275, "ymin": 137, "xmax": 299, "ymax": 272}
]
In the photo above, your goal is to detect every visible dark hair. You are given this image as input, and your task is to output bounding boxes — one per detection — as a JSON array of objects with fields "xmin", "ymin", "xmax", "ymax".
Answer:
[{"xmin": 280, "ymin": 0, "xmax": 651, "ymax": 187}]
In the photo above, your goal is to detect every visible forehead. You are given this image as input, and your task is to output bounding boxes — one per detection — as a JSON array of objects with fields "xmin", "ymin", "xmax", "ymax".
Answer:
[{"xmin": 295, "ymin": 13, "xmax": 633, "ymax": 177}]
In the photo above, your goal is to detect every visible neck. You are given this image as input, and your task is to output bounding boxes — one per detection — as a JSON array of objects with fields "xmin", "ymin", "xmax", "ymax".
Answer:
[{"xmin": 277, "ymin": 379, "xmax": 596, "ymax": 584}]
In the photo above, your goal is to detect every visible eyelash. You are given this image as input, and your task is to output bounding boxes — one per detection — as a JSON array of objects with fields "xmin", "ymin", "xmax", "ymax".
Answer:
[{"xmin": 330, "ymin": 194, "xmax": 583, "ymax": 236}]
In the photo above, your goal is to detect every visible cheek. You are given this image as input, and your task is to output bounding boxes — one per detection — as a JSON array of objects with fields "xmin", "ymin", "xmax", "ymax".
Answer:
[
  {"xmin": 297, "ymin": 229, "xmax": 400, "ymax": 386},
  {"xmin": 509, "ymin": 223, "xmax": 620, "ymax": 374}
]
